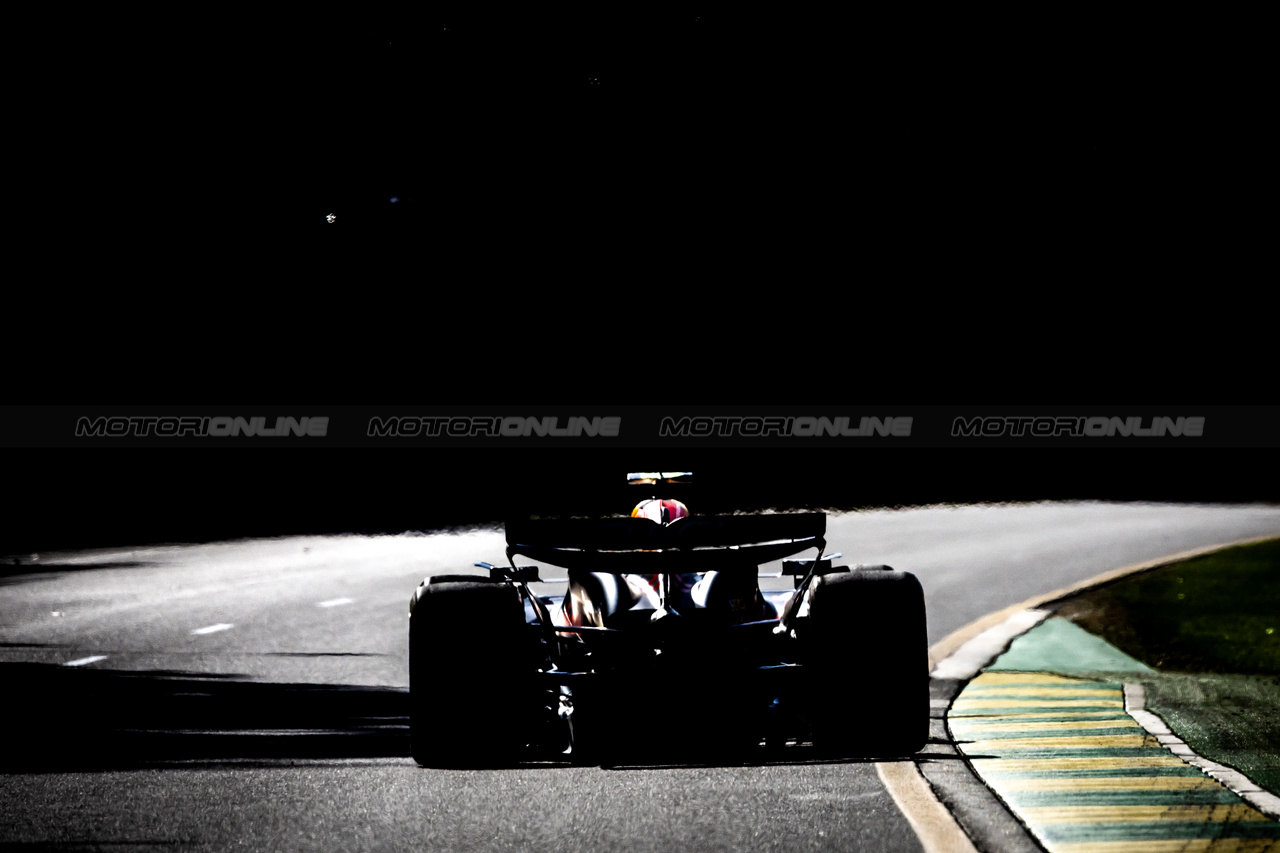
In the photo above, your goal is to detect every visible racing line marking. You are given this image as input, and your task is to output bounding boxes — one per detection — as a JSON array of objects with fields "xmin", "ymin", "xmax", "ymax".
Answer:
[
  {"xmin": 316, "ymin": 598, "xmax": 354, "ymax": 608},
  {"xmin": 63, "ymin": 655, "xmax": 108, "ymax": 667},
  {"xmin": 190, "ymin": 623, "xmax": 234, "ymax": 635}
]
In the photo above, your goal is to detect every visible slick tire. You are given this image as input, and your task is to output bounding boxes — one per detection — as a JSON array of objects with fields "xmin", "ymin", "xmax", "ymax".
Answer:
[
  {"xmin": 409, "ymin": 577, "xmax": 528, "ymax": 767},
  {"xmin": 804, "ymin": 566, "xmax": 929, "ymax": 757}
]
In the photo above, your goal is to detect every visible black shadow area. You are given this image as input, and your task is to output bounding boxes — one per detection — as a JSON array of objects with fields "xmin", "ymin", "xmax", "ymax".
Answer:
[
  {"xmin": 0, "ymin": 662, "xmax": 960, "ymax": 774},
  {"xmin": 0, "ymin": 663, "xmax": 409, "ymax": 773}
]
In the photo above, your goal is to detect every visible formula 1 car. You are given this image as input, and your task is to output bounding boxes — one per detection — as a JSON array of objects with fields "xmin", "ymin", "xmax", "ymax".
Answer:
[{"xmin": 408, "ymin": 478, "xmax": 928, "ymax": 766}]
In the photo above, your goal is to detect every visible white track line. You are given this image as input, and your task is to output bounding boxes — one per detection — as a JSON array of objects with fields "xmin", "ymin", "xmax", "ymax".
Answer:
[
  {"xmin": 1124, "ymin": 683, "xmax": 1280, "ymax": 819},
  {"xmin": 63, "ymin": 655, "xmax": 108, "ymax": 667},
  {"xmin": 930, "ymin": 609, "xmax": 1051, "ymax": 681},
  {"xmin": 316, "ymin": 598, "xmax": 354, "ymax": 608},
  {"xmin": 190, "ymin": 623, "xmax": 234, "ymax": 635},
  {"xmin": 876, "ymin": 762, "xmax": 978, "ymax": 853}
]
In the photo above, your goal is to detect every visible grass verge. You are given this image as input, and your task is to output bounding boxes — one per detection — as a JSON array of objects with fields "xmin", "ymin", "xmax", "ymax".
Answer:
[{"xmin": 1054, "ymin": 538, "xmax": 1280, "ymax": 793}]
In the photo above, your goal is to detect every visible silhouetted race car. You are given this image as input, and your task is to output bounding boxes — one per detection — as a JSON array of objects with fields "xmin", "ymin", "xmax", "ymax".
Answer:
[{"xmin": 408, "ymin": 475, "xmax": 928, "ymax": 766}]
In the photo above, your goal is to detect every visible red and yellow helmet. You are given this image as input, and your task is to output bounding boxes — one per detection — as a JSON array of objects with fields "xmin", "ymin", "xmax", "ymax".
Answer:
[
  {"xmin": 631, "ymin": 498, "xmax": 689, "ymax": 525},
  {"xmin": 631, "ymin": 498, "xmax": 690, "ymax": 593}
]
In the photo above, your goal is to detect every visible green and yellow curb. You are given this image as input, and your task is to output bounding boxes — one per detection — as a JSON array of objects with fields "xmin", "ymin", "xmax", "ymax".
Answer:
[{"xmin": 951, "ymin": 671, "xmax": 1280, "ymax": 851}]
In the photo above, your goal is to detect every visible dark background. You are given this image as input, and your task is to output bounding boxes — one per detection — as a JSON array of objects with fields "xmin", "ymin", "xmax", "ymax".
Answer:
[
  {"xmin": 33, "ymin": 9, "xmax": 1265, "ymax": 274},
  {"xmin": 8, "ymin": 11, "xmax": 1271, "ymax": 554}
]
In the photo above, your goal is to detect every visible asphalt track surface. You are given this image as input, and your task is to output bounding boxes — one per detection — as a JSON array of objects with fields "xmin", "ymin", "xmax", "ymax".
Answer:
[{"xmin": 2, "ymin": 502, "xmax": 1279, "ymax": 851}]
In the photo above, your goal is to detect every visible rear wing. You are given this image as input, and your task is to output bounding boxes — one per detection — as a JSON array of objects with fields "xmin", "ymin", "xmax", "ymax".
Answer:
[
  {"xmin": 626, "ymin": 471, "xmax": 693, "ymax": 485},
  {"xmin": 505, "ymin": 513, "xmax": 826, "ymax": 572}
]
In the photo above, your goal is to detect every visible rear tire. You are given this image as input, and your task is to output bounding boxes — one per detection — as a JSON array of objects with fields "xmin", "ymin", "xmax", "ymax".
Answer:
[
  {"xmin": 409, "ymin": 577, "xmax": 529, "ymax": 767},
  {"xmin": 803, "ymin": 566, "xmax": 928, "ymax": 756}
]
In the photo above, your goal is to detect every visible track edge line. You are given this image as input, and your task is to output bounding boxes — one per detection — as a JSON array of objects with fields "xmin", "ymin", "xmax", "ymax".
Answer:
[
  {"xmin": 877, "ymin": 760, "xmax": 981, "ymax": 853},
  {"xmin": 927, "ymin": 533, "xmax": 1280, "ymax": 671},
  {"xmin": 1124, "ymin": 683, "xmax": 1280, "ymax": 819}
]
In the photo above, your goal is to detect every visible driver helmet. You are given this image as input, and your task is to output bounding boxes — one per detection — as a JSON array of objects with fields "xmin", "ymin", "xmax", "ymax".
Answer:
[
  {"xmin": 631, "ymin": 498, "xmax": 691, "ymax": 595},
  {"xmin": 630, "ymin": 498, "xmax": 689, "ymax": 525}
]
